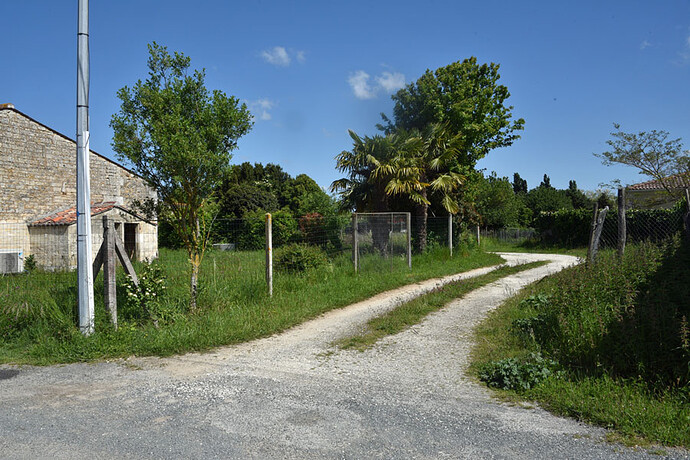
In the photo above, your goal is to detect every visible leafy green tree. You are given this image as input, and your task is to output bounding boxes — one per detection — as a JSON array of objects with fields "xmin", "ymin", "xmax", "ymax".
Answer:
[
  {"xmin": 539, "ymin": 174, "xmax": 553, "ymax": 189},
  {"xmin": 377, "ymin": 58, "xmax": 524, "ymax": 250},
  {"xmin": 512, "ymin": 172, "xmax": 528, "ymax": 194},
  {"xmin": 219, "ymin": 183, "xmax": 278, "ymax": 218},
  {"xmin": 475, "ymin": 172, "xmax": 523, "ymax": 228},
  {"xmin": 565, "ymin": 180, "xmax": 592, "ymax": 209},
  {"xmin": 595, "ymin": 124, "xmax": 690, "ymax": 196},
  {"xmin": 524, "ymin": 186, "xmax": 573, "ymax": 215},
  {"xmin": 380, "ymin": 57, "xmax": 524, "ymax": 168},
  {"xmin": 110, "ymin": 42, "xmax": 253, "ymax": 309}
]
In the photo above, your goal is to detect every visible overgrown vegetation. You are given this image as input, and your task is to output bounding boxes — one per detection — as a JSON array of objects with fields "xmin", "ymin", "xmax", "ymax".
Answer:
[
  {"xmin": 335, "ymin": 261, "xmax": 546, "ymax": 351},
  {"xmin": 0, "ymin": 246, "xmax": 503, "ymax": 365},
  {"xmin": 471, "ymin": 236, "xmax": 690, "ymax": 447}
]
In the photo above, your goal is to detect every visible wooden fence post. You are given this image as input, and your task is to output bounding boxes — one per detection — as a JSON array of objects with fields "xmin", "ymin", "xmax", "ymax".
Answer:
[
  {"xmin": 589, "ymin": 206, "xmax": 609, "ymax": 267},
  {"xmin": 617, "ymin": 188, "xmax": 626, "ymax": 260},
  {"xmin": 266, "ymin": 213, "xmax": 273, "ymax": 297},
  {"xmin": 586, "ymin": 202, "xmax": 599, "ymax": 265}
]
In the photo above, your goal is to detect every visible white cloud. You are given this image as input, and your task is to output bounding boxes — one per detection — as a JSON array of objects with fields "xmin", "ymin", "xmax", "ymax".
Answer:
[
  {"xmin": 248, "ymin": 98, "xmax": 276, "ymax": 121},
  {"xmin": 261, "ymin": 46, "xmax": 306, "ymax": 67},
  {"xmin": 639, "ymin": 40, "xmax": 651, "ymax": 50},
  {"xmin": 261, "ymin": 46, "xmax": 291, "ymax": 66},
  {"xmin": 348, "ymin": 70, "xmax": 377, "ymax": 100},
  {"xmin": 375, "ymin": 71, "xmax": 405, "ymax": 93},
  {"xmin": 348, "ymin": 69, "xmax": 406, "ymax": 99}
]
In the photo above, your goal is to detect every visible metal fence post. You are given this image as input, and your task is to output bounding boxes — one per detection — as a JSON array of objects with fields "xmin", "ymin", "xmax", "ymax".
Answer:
[
  {"xmin": 476, "ymin": 225, "xmax": 480, "ymax": 247},
  {"xmin": 448, "ymin": 214, "xmax": 453, "ymax": 257},
  {"xmin": 353, "ymin": 213, "xmax": 359, "ymax": 273},
  {"xmin": 406, "ymin": 212, "xmax": 412, "ymax": 269},
  {"xmin": 265, "ymin": 213, "xmax": 272, "ymax": 297},
  {"xmin": 617, "ymin": 187, "xmax": 626, "ymax": 260}
]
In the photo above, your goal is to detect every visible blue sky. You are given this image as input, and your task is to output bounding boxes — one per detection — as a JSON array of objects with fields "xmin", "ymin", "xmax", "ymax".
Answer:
[{"xmin": 2, "ymin": 0, "xmax": 689, "ymax": 193}]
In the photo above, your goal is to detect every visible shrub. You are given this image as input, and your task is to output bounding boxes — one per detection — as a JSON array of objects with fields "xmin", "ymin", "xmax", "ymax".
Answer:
[
  {"xmin": 120, "ymin": 262, "xmax": 174, "ymax": 325},
  {"xmin": 479, "ymin": 352, "xmax": 560, "ymax": 391},
  {"xmin": 274, "ymin": 243, "xmax": 328, "ymax": 274}
]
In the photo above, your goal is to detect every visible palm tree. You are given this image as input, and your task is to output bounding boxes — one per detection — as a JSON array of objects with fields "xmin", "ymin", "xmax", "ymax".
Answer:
[
  {"xmin": 331, "ymin": 131, "xmax": 400, "ymax": 253},
  {"xmin": 371, "ymin": 124, "xmax": 465, "ymax": 252}
]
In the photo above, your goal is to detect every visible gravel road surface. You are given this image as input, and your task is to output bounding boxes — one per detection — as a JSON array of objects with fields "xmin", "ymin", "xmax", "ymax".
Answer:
[{"xmin": 1, "ymin": 253, "xmax": 687, "ymax": 459}]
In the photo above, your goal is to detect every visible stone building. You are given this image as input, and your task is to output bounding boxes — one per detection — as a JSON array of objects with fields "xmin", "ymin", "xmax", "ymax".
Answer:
[
  {"xmin": 626, "ymin": 173, "xmax": 690, "ymax": 209},
  {"xmin": 0, "ymin": 104, "xmax": 157, "ymax": 272}
]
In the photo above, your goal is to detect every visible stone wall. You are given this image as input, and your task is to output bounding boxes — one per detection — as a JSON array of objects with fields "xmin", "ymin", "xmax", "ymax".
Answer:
[{"xmin": 0, "ymin": 107, "xmax": 156, "ymax": 222}]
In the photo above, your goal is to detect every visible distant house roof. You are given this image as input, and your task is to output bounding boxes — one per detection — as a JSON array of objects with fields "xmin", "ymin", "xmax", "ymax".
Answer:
[
  {"xmin": 628, "ymin": 173, "xmax": 690, "ymax": 191},
  {"xmin": 30, "ymin": 203, "xmax": 152, "ymax": 226}
]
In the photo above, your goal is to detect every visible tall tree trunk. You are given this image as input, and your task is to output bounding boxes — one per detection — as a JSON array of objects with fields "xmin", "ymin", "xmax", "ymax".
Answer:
[{"xmin": 414, "ymin": 189, "xmax": 428, "ymax": 254}]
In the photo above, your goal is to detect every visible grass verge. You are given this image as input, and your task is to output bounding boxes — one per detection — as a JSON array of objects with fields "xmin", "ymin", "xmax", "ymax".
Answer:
[
  {"xmin": 335, "ymin": 261, "xmax": 547, "ymax": 351},
  {"xmin": 0, "ymin": 246, "xmax": 503, "ymax": 365},
  {"xmin": 470, "ymin": 237, "xmax": 690, "ymax": 448}
]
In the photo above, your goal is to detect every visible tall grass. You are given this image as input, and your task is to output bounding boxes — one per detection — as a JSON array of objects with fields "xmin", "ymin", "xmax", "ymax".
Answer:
[
  {"xmin": 0, "ymin": 246, "xmax": 503, "ymax": 364},
  {"xmin": 472, "ymin": 235, "xmax": 690, "ymax": 447}
]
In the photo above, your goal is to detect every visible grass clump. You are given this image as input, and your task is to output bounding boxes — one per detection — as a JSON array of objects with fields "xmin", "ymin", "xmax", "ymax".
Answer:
[
  {"xmin": 336, "ymin": 261, "xmax": 547, "ymax": 351},
  {"xmin": 471, "ymin": 235, "xmax": 690, "ymax": 447}
]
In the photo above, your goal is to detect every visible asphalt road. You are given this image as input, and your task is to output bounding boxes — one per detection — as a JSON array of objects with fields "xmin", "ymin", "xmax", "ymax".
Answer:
[{"xmin": 1, "ymin": 253, "xmax": 687, "ymax": 459}]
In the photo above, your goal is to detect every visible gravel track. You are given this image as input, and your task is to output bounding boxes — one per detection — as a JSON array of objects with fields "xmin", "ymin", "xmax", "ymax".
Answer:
[{"xmin": 1, "ymin": 252, "xmax": 687, "ymax": 459}]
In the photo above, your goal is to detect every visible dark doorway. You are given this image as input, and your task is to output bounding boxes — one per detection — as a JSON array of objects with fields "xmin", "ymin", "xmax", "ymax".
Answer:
[{"xmin": 124, "ymin": 223, "xmax": 137, "ymax": 259}]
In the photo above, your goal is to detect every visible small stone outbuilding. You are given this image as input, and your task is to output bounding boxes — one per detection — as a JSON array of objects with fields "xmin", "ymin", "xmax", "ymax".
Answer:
[
  {"xmin": 626, "ymin": 174, "xmax": 690, "ymax": 209},
  {"xmin": 0, "ymin": 104, "xmax": 158, "ymax": 272}
]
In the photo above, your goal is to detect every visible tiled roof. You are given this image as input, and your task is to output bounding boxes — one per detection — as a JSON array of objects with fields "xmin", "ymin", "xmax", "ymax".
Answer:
[
  {"xmin": 30, "ymin": 202, "xmax": 118, "ymax": 226},
  {"xmin": 628, "ymin": 173, "xmax": 690, "ymax": 191}
]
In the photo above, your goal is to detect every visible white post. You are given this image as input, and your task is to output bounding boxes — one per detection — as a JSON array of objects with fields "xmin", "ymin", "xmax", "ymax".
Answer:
[
  {"xmin": 77, "ymin": 0, "xmax": 94, "ymax": 335},
  {"xmin": 406, "ymin": 212, "xmax": 412, "ymax": 269},
  {"xmin": 266, "ymin": 213, "xmax": 273, "ymax": 297},
  {"xmin": 476, "ymin": 225, "xmax": 480, "ymax": 247},
  {"xmin": 353, "ymin": 213, "xmax": 359, "ymax": 273},
  {"xmin": 448, "ymin": 214, "xmax": 453, "ymax": 257}
]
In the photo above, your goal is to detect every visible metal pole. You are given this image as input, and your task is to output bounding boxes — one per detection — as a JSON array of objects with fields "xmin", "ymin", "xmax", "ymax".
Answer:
[
  {"xmin": 476, "ymin": 225, "xmax": 480, "ymax": 247},
  {"xmin": 353, "ymin": 213, "xmax": 359, "ymax": 273},
  {"xmin": 448, "ymin": 214, "xmax": 453, "ymax": 257},
  {"xmin": 265, "ymin": 213, "xmax": 273, "ymax": 296},
  {"xmin": 406, "ymin": 212, "xmax": 411, "ymax": 269},
  {"xmin": 77, "ymin": 0, "xmax": 94, "ymax": 335}
]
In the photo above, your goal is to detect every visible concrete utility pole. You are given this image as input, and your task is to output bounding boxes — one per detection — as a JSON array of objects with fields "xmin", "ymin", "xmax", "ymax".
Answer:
[{"xmin": 77, "ymin": 0, "xmax": 94, "ymax": 335}]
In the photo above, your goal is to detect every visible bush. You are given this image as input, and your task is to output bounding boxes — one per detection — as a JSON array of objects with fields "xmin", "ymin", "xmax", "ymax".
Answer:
[
  {"xmin": 479, "ymin": 352, "xmax": 560, "ymax": 391},
  {"xmin": 525, "ymin": 237, "xmax": 690, "ymax": 387},
  {"xmin": 274, "ymin": 243, "xmax": 328, "ymax": 274},
  {"xmin": 120, "ymin": 262, "xmax": 174, "ymax": 325}
]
